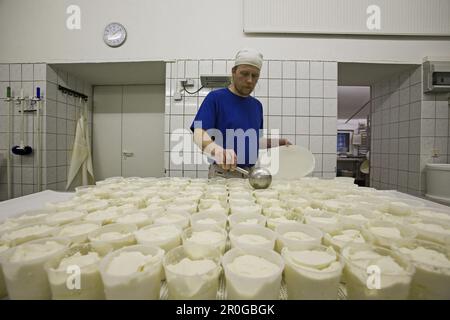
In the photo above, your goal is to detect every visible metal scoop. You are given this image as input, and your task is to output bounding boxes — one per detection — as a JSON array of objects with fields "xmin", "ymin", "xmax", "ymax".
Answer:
[{"xmin": 234, "ymin": 166, "xmax": 272, "ymax": 189}]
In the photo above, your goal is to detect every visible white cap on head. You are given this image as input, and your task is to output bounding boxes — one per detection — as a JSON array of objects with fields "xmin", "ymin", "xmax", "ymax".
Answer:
[{"xmin": 234, "ymin": 48, "xmax": 263, "ymax": 70}]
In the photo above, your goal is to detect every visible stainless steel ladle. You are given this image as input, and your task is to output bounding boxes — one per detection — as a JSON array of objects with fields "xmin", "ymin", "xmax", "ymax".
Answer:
[{"xmin": 234, "ymin": 166, "xmax": 272, "ymax": 189}]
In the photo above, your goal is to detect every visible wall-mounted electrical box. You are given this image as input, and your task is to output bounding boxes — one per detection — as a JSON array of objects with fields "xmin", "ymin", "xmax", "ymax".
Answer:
[
  {"xmin": 200, "ymin": 75, "xmax": 231, "ymax": 88},
  {"xmin": 423, "ymin": 60, "xmax": 450, "ymax": 93}
]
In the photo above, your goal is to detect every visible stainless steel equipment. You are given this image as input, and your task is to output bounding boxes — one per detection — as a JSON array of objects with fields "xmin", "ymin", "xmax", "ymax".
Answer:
[{"xmin": 234, "ymin": 166, "xmax": 272, "ymax": 189}]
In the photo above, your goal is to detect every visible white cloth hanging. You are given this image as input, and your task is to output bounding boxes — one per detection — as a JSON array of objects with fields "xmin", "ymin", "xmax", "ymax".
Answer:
[{"xmin": 66, "ymin": 110, "xmax": 94, "ymax": 190}]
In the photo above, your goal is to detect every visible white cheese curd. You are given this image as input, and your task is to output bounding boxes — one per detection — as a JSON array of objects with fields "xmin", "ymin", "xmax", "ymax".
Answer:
[
  {"xmin": 369, "ymin": 226, "xmax": 402, "ymax": 239},
  {"xmin": 263, "ymin": 206, "xmax": 289, "ymax": 218},
  {"xmin": 56, "ymin": 222, "xmax": 100, "ymax": 243},
  {"xmin": 10, "ymin": 210, "xmax": 51, "ymax": 225},
  {"xmin": 324, "ymin": 229, "xmax": 366, "ymax": 252},
  {"xmin": 190, "ymin": 212, "xmax": 227, "ymax": 229},
  {"xmin": 342, "ymin": 245, "xmax": 413, "ymax": 299},
  {"xmin": 253, "ymin": 190, "xmax": 278, "ymax": 200},
  {"xmin": 166, "ymin": 258, "xmax": 217, "ymax": 276},
  {"xmin": 116, "ymin": 212, "xmax": 152, "ymax": 228},
  {"xmin": 256, "ymin": 198, "xmax": 283, "ymax": 208},
  {"xmin": 227, "ymin": 255, "xmax": 279, "ymax": 278},
  {"xmin": 46, "ymin": 252, "xmax": 104, "ymax": 300},
  {"xmin": 222, "ymin": 248, "xmax": 284, "ymax": 300},
  {"xmin": 285, "ymin": 198, "xmax": 310, "ymax": 210},
  {"xmin": 239, "ymin": 218, "xmax": 259, "ymax": 225},
  {"xmin": 397, "ymin": 244, "xmax": 450, "ymax": 299},
  {"xmin": 200, "ymin": 204, "xmax": 228, "ymax": 216},
  {"xmin": 89, "ymin": 224, "xmax": 137, "ymax": 256},
  {"xmin": 146, "ymin": 196, "xmax": 170, "ymax": 207},
  {"xmin": 282, "ymin": 246, "xmax": 343, "ymax": 299},
  {"xmin": 228, "ymin": 198, "xmax": 255, "ymax": 208},
  {"xmin": 1, "ymin": 224, "xmax": 55, "ymax": 246},
  {"xmin": 0, "ymin": 220, "xmax": 20, "ymax": 234},
  {"xmin": 321, "ymin": 200, "xmax": 351, "ymax": 213},
  {"xmin": 164, "ymin": 254, "xmax": 220, "ymax": 300},
  {"xmin": 338, "ymin": 212, "xmax": 372, "ymax": 229},
  {"xmin": 106, "ymin": 251, "xmax": 156, "ymax": 276},
  {"xmin": 166, "ymin": 204, "xmax": 197, "ymax": 215},
  {"xmin": 9, "ymin": 241, "xmax": 65, "ymax": 263},
  {"xmin": 304, "ymin": 214, "xmax": 341, "ymax": 233},
  {"xmin": 228, "ymin": 213, "xmax": 266, "ymax": 229},
  {"xmin": 116, "ymin": 204, "xmax": 139, "ymax": 214},
  {"xmin": 74, "ymin": 200, "xmax": 109, "ymax": 213},
  {"xmin": 0, "ymin": 244, "xmax": 10, "ymax": 298},
  {"xmin": 416, "ymin": 209, "xmax": 450, "ymax": 225},
  {"xmin": 203, "ymin": 192, "xmax": 227, "ymax": 202},
  {"xmin": 197, "ymin": 218, "xmax": 217, "ymax": 225},
  {"xmin": 267, "ymin": 217, "xmax": 298, "ymax": 231},
  {"xmin": 134, "ymin": 224, "xmax": 181, "ymax": 252},
  {"xmin": 229, "ymin": 226, "xmax": 276, "ymax": 250},
  {"xmin": 57, "ymin": 252, "xmax": 100, "ymax": 270},
  {"xmin": 363, "ymin": 220, "xmax": 417, "ymax": 247},
  {"xmin": 95, "ymin": 231, "xmax": 129, "ymax": 241},
  {"xmin": 385, "ymin": 201, "xmax": 412, "ymax": 216},
  {"xmin": 100, "ymin": 246, "xmax": 164, "ymax": 300},
  {"xmin": 84, "ymin": 208, "xmax": 120, "ymax": 225},
  {"xmin": 1, "ymin": 239, "xmax": 68, "ymax": 299},
  {"xmin": 0, "ymin": 245, "xmax": 8, "ymax": 254},
  {"xmin": 399, "ymin": 246, "xmax": 450, "ymax": 270},
  {"xmin": 228, "ymin": 193, "xmax": 254, "ymax": 202},
  {"xmin": 45, "ymin": 210, "xmax": 86, "ymax": 226},
  {"xmin": 184, "ymin": 229, "xmax": 227, "ymax": 254},
  {"xmin": 410, "ymin": 222, "xmax": 450, "ymax": 244},
  {"xmin": 46, "ymin": 200, "xmax": 78, "ymax": 212},
  {"xmin": 153, "ymin": 212, "xmax": 190, "ymax": 229},
  {"xmin": 230, "ymin": 205, "xmax": 262, "ymax": 215},
  {"xmin": 236, "ymin": 234, "xmax": 271, "ymax": 246},
  {"xmin": 275, "ymin": 224, "xmax": 323, "ymax": 253}
]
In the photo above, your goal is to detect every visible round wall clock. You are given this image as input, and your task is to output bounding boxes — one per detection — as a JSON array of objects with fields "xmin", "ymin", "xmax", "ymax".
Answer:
[{"xmin": 103, "ymin": 22, "xmax": 127, "ymax": 47}]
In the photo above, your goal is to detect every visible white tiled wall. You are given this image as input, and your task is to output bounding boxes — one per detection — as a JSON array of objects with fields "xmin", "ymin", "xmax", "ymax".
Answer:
[
  {"xmin": 165, "ymin": 60, "xmax": 338, "ymax": 178},
  {"xmin": 370, "ymin": 65, "xmax": 450, "ymax": 196},
  {"xmin": 0, "ymin": 64, "xmax": 92, "ymax": 200},
  {"xmin": 0, "ymin": 63, "xmax": 47, "ymax": 200},
  {"xmin": 419, "ymin": 90, "xmax": 450, "ymax": 192},
  {"xmin": 45, "ymin": 66, "xmax": 93, "ymax": 192}
]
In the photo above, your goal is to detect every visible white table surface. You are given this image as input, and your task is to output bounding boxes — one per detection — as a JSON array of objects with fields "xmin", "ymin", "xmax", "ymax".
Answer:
[{"xmin": 0, "ymin": 190, "xmax": 75, "ymax": 220}]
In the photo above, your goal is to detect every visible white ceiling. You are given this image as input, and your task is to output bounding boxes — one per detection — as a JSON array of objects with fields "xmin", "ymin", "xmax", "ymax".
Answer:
[
  {"xmin": 338, "ymin": 62, "xmax": 418, "ymax": 86},
  {"xmin": 50, "ymin": 61, "xmax": 166, "ymax": 86}
]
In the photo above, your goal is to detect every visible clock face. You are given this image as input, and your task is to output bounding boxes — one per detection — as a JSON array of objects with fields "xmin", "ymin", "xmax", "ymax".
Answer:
[{"xmin": 103, "ymin": 22, "xmax": 127, "ymax": 47}]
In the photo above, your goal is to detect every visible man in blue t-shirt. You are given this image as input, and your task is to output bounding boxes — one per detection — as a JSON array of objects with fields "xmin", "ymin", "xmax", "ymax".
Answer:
[{"xmin": 190, "ymin": 48, "xmax": 291, "ymax": 178}]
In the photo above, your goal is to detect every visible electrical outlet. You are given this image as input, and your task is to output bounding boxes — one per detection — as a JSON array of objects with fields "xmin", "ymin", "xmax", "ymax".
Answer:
[
  {"xmin": 174, "ymin": 92, "xmax": 182, "ymax": 101},
  {"xmin": 181, "ymin": 79, "xmax": 194, "ymax": 87},
  {"xmin": 432, "ymin": 148, "xmax": 440, "ymax": 158}
]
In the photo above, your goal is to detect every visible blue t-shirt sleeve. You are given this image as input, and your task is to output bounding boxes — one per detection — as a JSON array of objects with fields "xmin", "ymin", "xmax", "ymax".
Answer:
[{"xmin": 190, "ymin": 92, "xmax": 216, "ymax": 132}]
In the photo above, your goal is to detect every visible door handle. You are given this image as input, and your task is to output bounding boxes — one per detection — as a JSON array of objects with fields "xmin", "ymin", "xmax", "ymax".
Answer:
[{"xmin": 122, "ymin": 151, "xmax": 134, "ymax": 159}]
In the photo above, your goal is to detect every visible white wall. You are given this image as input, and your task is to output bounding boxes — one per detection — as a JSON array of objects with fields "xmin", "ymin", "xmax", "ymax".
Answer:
[
  {"xmin": 337, "ymin": 119, "xmax": 367, "ymax": 131},
  {"xmin": 1, "ymin": 0, "xmax": 450, "ymax": 64}
]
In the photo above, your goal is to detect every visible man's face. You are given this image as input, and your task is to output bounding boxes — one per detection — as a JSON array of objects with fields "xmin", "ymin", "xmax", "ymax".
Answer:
[{"xmin": 231, "ymin": 64, "xmax": 260, "ymax": 97}]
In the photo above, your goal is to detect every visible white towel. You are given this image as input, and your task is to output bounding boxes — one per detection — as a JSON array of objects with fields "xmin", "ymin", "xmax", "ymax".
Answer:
[{"xmin": 66, "ymin": 115, "xmax": 94, "ymax": 190}]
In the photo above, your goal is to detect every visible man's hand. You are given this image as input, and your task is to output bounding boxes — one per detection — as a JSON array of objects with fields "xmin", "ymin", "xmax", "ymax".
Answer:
[
  {"xmin": 279, "ymin": 138, "xmax": 292, "ymax": 146},
  {"xmin": 213, "ymin": 146, "xmax": 237, "ymax": 171}
]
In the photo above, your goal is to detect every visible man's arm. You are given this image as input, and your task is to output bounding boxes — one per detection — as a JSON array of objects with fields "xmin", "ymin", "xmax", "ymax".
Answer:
[
  {"xmin": 259, "ymin": 137, "xmax": 292, "ymax": 149},
  {"xmin": 193, "ymin": 128, "xmax": 237, "ymax": 171}
]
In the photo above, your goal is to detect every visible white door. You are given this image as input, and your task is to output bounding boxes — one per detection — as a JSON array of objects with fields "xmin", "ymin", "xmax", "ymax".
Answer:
[{"xmin": 92, "ymin": 85, "xmax": 165, "ymax": 181}]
